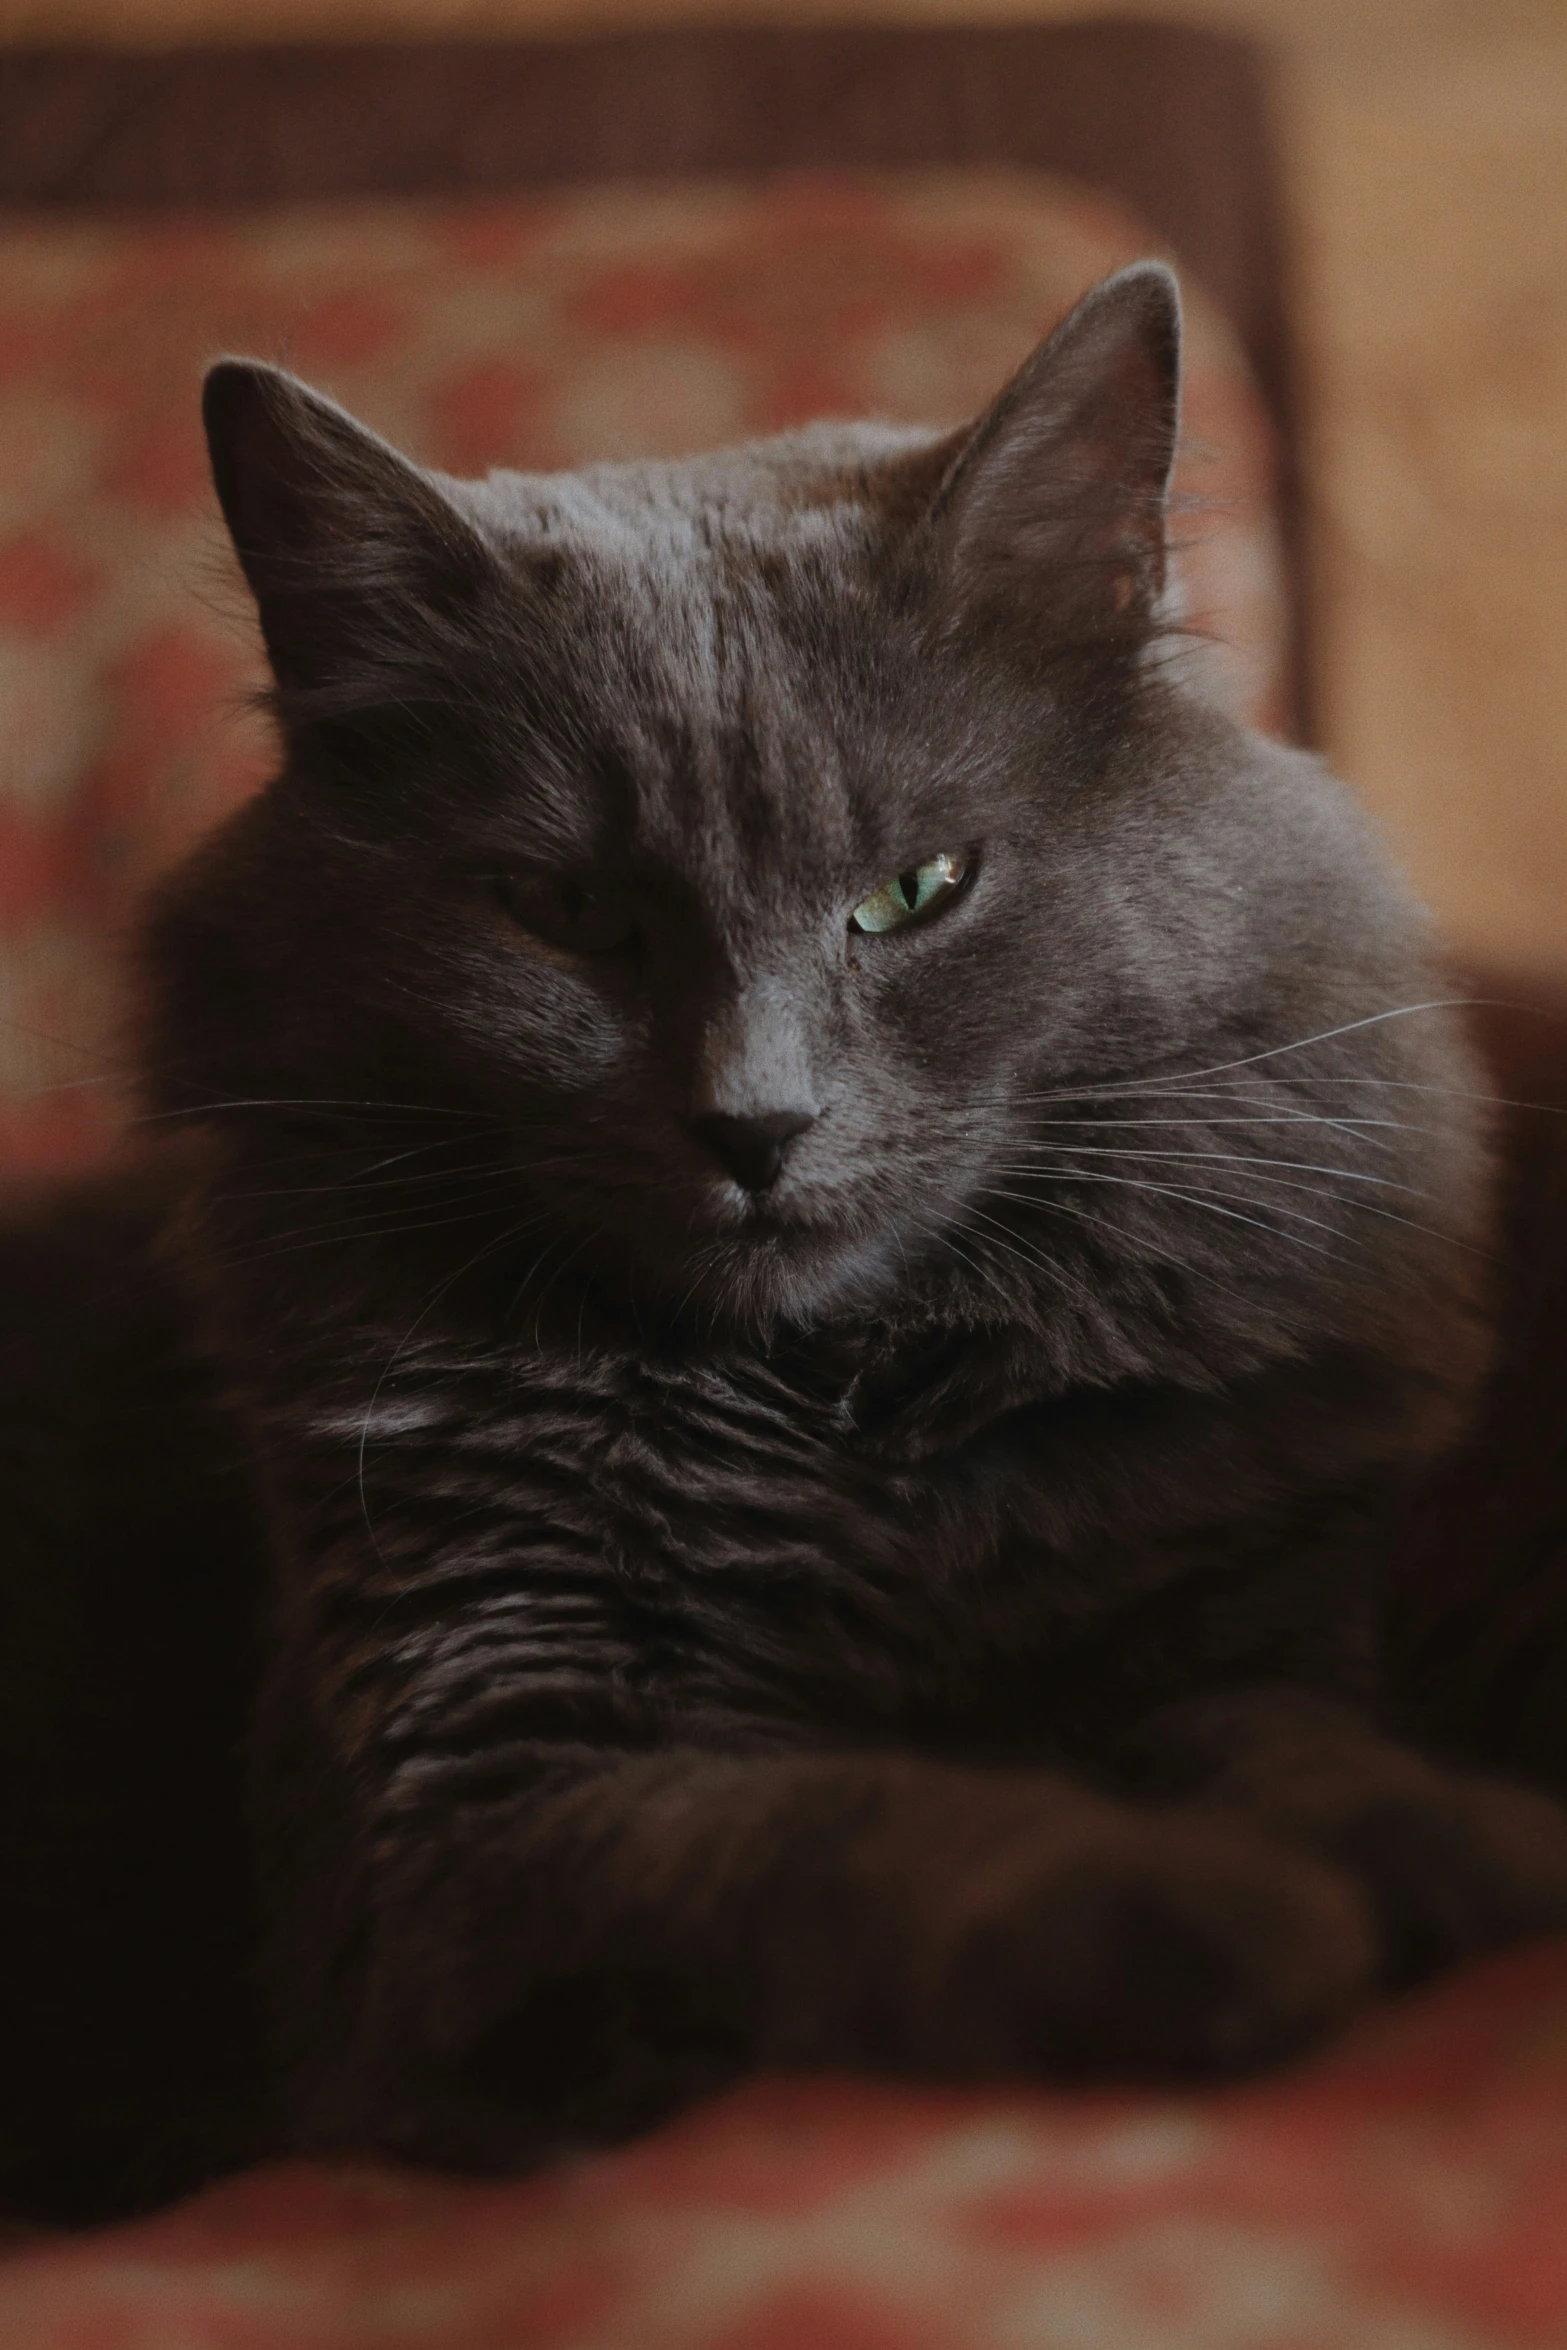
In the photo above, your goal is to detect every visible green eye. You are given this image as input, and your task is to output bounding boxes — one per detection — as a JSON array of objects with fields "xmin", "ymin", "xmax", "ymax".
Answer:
[{"xmin": 850, "ymin": 852, "xmax": 968, "ymax": 936}]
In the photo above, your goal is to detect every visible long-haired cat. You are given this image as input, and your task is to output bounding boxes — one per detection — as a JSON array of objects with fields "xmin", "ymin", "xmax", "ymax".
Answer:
[{"xmin": 8, "ymin": 263, "xmax": 1567, "ymax": 2213}]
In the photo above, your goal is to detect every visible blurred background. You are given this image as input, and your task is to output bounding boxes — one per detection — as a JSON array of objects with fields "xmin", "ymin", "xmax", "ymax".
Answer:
[{"xmin": 1, "ymin": 0, "xmax": 1565, "ymax": 1162}]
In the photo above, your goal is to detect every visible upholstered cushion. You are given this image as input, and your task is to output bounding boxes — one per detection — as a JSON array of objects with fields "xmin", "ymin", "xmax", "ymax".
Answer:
[{"xmin": 6, "ymin": 1943, "xmax": 1567, "ymax": 2348}]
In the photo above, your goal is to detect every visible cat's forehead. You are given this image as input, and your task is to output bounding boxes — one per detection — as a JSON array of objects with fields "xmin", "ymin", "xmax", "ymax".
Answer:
[
  {"xmin": 464, "ymin": 431, "xmax": 905, "ymax": 661},
  {"xmin": 584, "ymin": 540, "xmax": 868, "ymax": 893},
  {"xmin": 457, "ymin": 431, "xmax": 944, "ymax": 887},
  {"xmin": 461, "ymin": 417, "xmax": 944, "ymax": 544}
]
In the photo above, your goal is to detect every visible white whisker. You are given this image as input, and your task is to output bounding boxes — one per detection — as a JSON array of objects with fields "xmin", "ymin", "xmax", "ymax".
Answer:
[
  {"xmin": 957, "ymin": 1199, "xmax": 1099, "ymax": 1311},
  {"xmin": 1007, "ymin": 1186, "xmax": 1255, "ymax": 1305},
  {"xmin": 984, "ymin": 1175, "xmax": 1338, "ymax": 1257},
  {"xmin": 357, "ymin": 1216, "xmax": 550, "ymax": 1570},
  {"xmin": 1002, "ymin": 1143, "xmax": 1435, "ymax": 1198},
  {"xmin": 1017, "ymin": 1000, "xmax": 1482, "ymax": 1108},
  {"xmin": 994, "ymin": 1159, "xmax": 1483, "ymax": 1259}
]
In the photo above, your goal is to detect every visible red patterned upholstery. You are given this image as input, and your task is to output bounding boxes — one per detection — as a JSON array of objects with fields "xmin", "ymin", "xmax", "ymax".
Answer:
[
  {"xmin": 0, "ymin": 169, "xmax": 1286, "ymax": 1171},
  {"xmin": 7, "ymin": 1944, "xmax": 1567, "ymax": 2347}
]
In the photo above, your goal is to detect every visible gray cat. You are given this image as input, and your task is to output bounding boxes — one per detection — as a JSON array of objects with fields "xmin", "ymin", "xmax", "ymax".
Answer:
[{"xmin": 9, "ymin": 263, "xmax": 1567, "ymax": 2206}]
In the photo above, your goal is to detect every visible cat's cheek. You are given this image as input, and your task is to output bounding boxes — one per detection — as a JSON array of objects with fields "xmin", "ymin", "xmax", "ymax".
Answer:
[
  {"xmin": 842, "ymin": 919, "xmax": 1040, "ymax": 1081},
  {"xmin": 443, "ymin": 960, "xmax": 636, "ymax": 1094}
]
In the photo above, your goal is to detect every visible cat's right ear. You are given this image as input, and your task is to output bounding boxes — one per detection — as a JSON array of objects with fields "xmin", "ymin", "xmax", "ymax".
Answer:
[{"xmin": 203, "ymin": 360, "xmax": 495, "ymax": 714}]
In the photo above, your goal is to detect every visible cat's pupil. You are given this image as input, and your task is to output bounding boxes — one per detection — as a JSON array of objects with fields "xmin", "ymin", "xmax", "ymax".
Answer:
[{"xmin": 898, "ymin": 872, "xmax": 919, "ymax": 909}]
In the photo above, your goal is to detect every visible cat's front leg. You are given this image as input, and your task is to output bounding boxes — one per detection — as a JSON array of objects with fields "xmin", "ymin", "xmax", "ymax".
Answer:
[
  {"xmin": 305, "ymin": 1743, "xmax": 1381, "ymax": 2168},
  {"xmin": 1119, "ymin": 1688, "xmax": 1567, "ymax": 1982}
]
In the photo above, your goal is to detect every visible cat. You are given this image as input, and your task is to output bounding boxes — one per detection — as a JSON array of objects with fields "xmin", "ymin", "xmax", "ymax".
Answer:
[{"xmin": 10, "ymin": 261, "xmax": 1567, "ymax": 2207}]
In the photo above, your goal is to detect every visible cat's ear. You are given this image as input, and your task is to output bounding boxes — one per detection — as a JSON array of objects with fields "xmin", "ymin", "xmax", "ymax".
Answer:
[
  {"xmin": 930, "ymin": 263, "xmax": 1181, "ymax": 644},
  {"xmin": 203, "ymin": 360, "xmax": 495, "ymax": 714}
]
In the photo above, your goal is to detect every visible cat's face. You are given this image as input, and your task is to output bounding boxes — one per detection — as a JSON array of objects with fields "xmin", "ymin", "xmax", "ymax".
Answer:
[
  {"xmin": 298, "ymin": 522, "xmax": 1106, "ymax": 1323},
  {"xmin": 173, "ymin": 265, "xmax": 1362, "ymax": 1334}
]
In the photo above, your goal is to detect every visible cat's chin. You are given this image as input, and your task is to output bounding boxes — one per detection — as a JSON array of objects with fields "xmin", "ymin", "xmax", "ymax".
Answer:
[{"xmin": 638, "ymin": 1216, "xmax": 921, "ymax": 1335}]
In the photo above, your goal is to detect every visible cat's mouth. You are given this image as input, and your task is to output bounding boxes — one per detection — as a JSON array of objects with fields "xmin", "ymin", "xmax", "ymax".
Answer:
[
  {"xmin": 669, "ymin": 1169, "xmax": 861, "ymax": 1270},
  {"xmin": 690, "ymin": 1191, "xmax": 808, "ymax": 1243}
]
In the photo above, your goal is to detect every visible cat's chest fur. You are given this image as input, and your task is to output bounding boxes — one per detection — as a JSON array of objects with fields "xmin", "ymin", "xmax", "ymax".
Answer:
[{"xmin": 314, "ymin": 1307, "xmax": 1302, "ymax": 1776}]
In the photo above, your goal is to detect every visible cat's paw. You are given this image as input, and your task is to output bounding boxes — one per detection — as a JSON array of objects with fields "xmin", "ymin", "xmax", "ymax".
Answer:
[
  {"xmin": 1332, "ymin": 1770, "xmax": 1567, "ymax": 1983},
  {"xmin": 1120, "ymin": 1690, "xmax": 1567, "ymax": 1991},
  {"xmin": 916, "ymin": 1811, "xmax": 1377, "ymax": 2081}
]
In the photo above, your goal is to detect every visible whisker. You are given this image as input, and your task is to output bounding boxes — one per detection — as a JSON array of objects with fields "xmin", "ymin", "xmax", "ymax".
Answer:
[
  {"xmin": 1017, "ymin": 1000, "xmax": 1487, "ymax": 1107},
  {"xmin": 190, "ymin": 1166, "xmax": 558, "ymax": 1269},
  {"xmin": 1, "ymin": 1071, "xmax": 136, "ymax": 1098},
  {"xmin": 1006, "ymin": 1186, "xmax": 1255, "ymax": 1306},
  {"xmin": 528, "ymin": 1229, "xmax": 602, "ymax": 1347},
  {"xmin": 1001, "ymin": 1143, "xmax": 1436, "ymax": 1198},
  {"xmin": 137, "ymin": 1095, "xmax": 498, "ymax": 1125},
  {"xmin": 1019, "ymin": 1111, "xmax": 1409, "ymax": 1130},
  {"xmin": 918, "ymin": 1216, "xmax": 1013, "ymax": 1307},
  {"xmin": 356, "ymin": 1216, "xmax": 552, "ymax": 1568},
  {"xmin": 956, "ymin": 1200, "xmax": 1100, "ymax": 1311},
  {"xmin": 1018, "ymin": 1107, "xmax": 1412, "ymax": 1154},
  {"xmin": 226, "ymin": 1157, "xmax": 524, "ymax": 1205},
  {"xmin": 983, "ymin": 1176, "xmax": 1338, "ymax": 1257},
  {"xmin": 995, "ymin": 1160, "xmax": 1484, "ymax": 1258},
  {"xmin": 1024, "ymin": 1074, "xmax": 1565, "ymax": 1116},
  {"xmin": 339, "ymin": 1132, "xmax": 514, "ymax": 1182},
  {"xmin": 192, "ymin": 1200, "xmax": 534, "ymax": 1275}
]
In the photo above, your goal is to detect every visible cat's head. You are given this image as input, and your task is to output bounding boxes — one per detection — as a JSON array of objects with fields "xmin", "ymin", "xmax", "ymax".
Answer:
[{"xmin": 149, "ymin": 265, "xmax": 1440, "ymax": 1344}]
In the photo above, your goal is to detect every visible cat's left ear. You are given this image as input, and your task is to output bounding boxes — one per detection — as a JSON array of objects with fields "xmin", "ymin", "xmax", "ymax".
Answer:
[{"xmin": 930, "ymin": 262, "xmax": 1181, "ymax": 643}]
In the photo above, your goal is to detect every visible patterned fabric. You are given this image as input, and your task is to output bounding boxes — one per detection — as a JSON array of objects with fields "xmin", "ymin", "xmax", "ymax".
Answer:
[
  {"xmin": 6, "ymin": 1941, "xmax": 1567, "ymax": 2347},
  {"xmin": 0, "ymin": 168, "xmax": 1287, "ymax": 1171}
]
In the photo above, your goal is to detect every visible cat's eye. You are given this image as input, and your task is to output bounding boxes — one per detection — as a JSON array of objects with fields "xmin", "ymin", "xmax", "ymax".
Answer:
[
  {"xmin": 850, "ymin": 852, "xmax": 968, "ymax": 936},
  {"xmin": 490, "ymin": 874, "xmax": 635, "ymax": 956}
]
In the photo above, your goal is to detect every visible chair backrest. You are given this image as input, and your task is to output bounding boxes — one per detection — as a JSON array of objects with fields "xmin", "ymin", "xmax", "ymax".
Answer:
[{"xmin": 0, "ymin": 25, "xmax": 1309, "ymax": 734}]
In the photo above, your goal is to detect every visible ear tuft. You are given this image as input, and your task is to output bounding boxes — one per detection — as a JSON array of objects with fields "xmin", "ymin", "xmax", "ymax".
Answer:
[{"xmin": 932, "ymin": 262, "xmax": 1182, "ymax": 648}]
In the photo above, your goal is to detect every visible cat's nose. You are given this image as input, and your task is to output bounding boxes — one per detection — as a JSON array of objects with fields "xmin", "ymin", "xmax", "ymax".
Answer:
[{"xmin": 689, "ymin": 1109, "xmax": 816, "ymax": 1194}]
